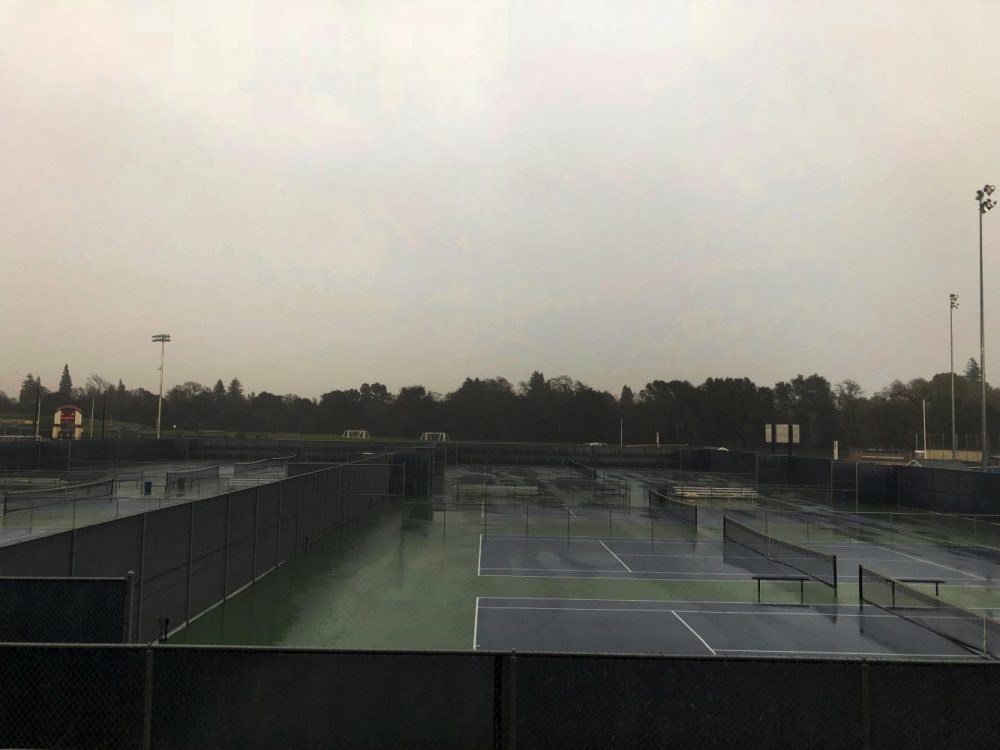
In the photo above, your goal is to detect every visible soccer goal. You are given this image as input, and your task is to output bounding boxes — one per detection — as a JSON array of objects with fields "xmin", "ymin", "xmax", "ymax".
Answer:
[
  {"xmin": 343, "ymin": 429, "xmax": 370, "ymax": 439},
  {"xmin": 419, "ymin": 432, "xmax": 449, "ymax": 442}
]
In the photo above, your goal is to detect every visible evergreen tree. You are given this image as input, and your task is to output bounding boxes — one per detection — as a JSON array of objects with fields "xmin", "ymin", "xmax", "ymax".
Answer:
[
  {"xmin": 58, "ymin": 364, "xmax": 73, "ymax": 400},
  {"xmin": 18, "ymin": 374, "xmax": 36, "ymax": 405},
  {"xmin": 227, "ymin": 378, "xmax": 244, "ymax": 400},
  {"xmin": 620, "ymin": 385, "xmax": 635, "ymax": 406},
  {"xmin": 965, "ymin": 357, "xmax": 982, "ymax": 386},
  {"xmin": 213, "ymin": 379, "xmax": 226, "ymax": 399}
]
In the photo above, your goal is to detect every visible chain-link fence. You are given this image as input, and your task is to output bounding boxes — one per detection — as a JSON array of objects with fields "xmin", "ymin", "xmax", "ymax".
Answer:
[
  {"xmin": 0, "ymin": 575, "xmax": 133, "ymax": 643},
  {"xmin": 0, "ymin": 457, "xmax": 399, "ymax": 643},
  {"xmin": 2, "ymin": 646, "xmax": 1000, "ymax": 748}
]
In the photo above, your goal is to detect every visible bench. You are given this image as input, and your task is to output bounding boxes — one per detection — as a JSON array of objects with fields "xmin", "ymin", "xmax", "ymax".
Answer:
[{"xmin": 753, "ymin": 574, "xmax": 810, "ymax": 605}]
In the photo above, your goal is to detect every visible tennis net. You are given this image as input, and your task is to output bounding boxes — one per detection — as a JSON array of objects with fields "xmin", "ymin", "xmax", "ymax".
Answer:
[
  {"xmin": 3, "ymin": 479, "xmax": 115, "ymax": 515},
  {"xmin": 233, "ymin": 458, "xmax": 269, "ymax": 475},
  {"xmin": 268, "ymin": 455, "xmax": 296, "ymax": 469},
  {"xmin": 648, "ymin": 489, "xmax": 697, "ymax": 529},
  {"xmin": 724, "ymin": 514, "xmax": 838, "ymax": 590},
  {"xmin": 859, "ymin": 565, "xmax": 1000, "ymax": 658}
]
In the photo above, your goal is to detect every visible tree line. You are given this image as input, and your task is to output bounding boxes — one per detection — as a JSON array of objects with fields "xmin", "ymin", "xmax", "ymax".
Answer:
[{"xmin": 0, "ymin": 361, "xmax": 995, "ymax": 450}]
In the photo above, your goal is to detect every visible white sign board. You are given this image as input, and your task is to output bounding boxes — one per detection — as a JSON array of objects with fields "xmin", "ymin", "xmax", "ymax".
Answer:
[{"xmin": 765, "ymin": 424, "xmax": 800, "ymax": 444}]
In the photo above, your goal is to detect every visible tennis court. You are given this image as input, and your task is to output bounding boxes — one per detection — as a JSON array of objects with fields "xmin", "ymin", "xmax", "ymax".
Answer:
[
  {"xmin": 473, "ymin": 597, "xmax": 985, "ymax": 659},
  {"xmin": 0, "ymin": 457, "xmax": 296, "ymax": 545},
  {"xmin": 477, "ymin": 535, "xmax": 1000, "ymax": 585}
]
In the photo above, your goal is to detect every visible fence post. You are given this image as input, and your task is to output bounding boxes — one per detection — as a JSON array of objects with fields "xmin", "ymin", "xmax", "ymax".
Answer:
[
  {"xmin": 252, "ymin": 484, "xmax": 260, "ymax": 580},
  {"xmin": 185, "ymin": 503, "xmax": 194, "ymax": 628},
  {"xmin": 861, "ymin": 662, "xmax": 871, "ymax": 750},
  {"xmin": 276, "ymin": 484, "xmax": 283, "ymax": 564},
  {"xmin": 137, "ymin": 513, "xmax": 147, "ymax": 642},
  {"xmin": 124, "ymin": 570, "xmax": 135, "ymax": 643},
  {"xmin": 142, "ymin": 648, "xmax": 154, "ymax": 750},
  {"xmin": 295, "ymin": 478, "xmax": 301, "ymax": 549},
  {"xmin": 503, "ymin": 652, "xmax": 517, "ymax": 750},
  {"xmin": 310, "ymin": 476, "xmax": 317, "ymax": 549},
  {"xmin": 223, "ymin": 493, "xmax": 232, "ymax": 597}
]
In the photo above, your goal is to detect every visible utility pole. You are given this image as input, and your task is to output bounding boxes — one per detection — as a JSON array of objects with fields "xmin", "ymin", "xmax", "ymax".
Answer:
[
  {"xmin": 922, "ymin": 398, "xmax": 927, "ymax": 457},
  {"xmin": 976, "ymin": 185, "xmax": 996, "ymax": 469},
  {"xmin": 32, "ymin": 379, "xmax": 41, "ymax": 440},
  {"xmin": 951, "ymin": 293, "xmax": 959, "ymax": 461},
  {"xmin": 152, "ymin": 334, "xmax": 171, "ymax": 439}
]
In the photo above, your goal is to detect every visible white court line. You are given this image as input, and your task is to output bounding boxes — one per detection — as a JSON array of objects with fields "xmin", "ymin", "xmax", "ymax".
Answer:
[
  {"xmin": 482, "ymin": 534, "xmax": 704, "ymax": 543},
  {"xmin": 479, "ymin": 572, "xmax": 759, "ymax": 582},
  {"xmin": 874, "ymin": 545, "xmax": 987, "ymax": 581},
  {"xmin": 480, "ymin": 567, "xmax": 757, "ymax": 578},
  {"xmin": 477, "ymin": 534, "xmax": 483, "ymax": 576},
  {"xmin": 479, "ymin": 605, "xmax": 905, "ymax": 619},
  {"xmin": 672, "ymin": 610, "xmax": 716, "ymax": 655},
  {"xmin": 482, "ymin": 566, "xmax": 640, "ymax": 574},
  {"xmin": 561, "ymin": 503, "xmax": 579, "ymax": 518},
  {"xmin": 473, "ymin": 597, "xmax": 480, "ymax": 650},
  {"xmin": 600, "ymin": 540, "xmax": 632, "ymax": 572},
  {"xmin": 716, "ymin": 648, "xmax": 982, "ymax": 659},
  {"xmin": 619, "ymin": 551, "xmax": 739, "ymax": 559},
  {"xmin": 478, "ymin": 595, "xmax": 828, "ymax": 606}
]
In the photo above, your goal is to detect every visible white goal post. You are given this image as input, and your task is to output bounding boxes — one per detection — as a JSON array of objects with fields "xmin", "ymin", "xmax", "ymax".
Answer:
[{"xmin": 419, "ymin": 432, "xmax": 450, "ymax": 441}]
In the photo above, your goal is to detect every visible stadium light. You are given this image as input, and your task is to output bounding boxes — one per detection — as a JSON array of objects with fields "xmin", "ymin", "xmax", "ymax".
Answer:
[
  {"xmin": 976, "ymin": 185, "xmax": 995, "ymax": 469},
  {"xmin": 152, "ymin": 334, "xmax": 171, "ymax": 439},
  {"xmin": 951, "ymin": 294, "xmax": 959, "ymax": 462}
]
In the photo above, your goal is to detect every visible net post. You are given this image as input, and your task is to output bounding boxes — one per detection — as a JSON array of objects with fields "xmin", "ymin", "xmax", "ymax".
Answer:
[
  {"xmin": 891, "ymin": 580, "xmax": 896, "ymax": 608},
  {"xmin": 858, "ymin": 564, "xmax": 864, "ymax": 607},
  {"xmin": 832, "ymin": 554, "xmax": 838, "ymax": 594}
]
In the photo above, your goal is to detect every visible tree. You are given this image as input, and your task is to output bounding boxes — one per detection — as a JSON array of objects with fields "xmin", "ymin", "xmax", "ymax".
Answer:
[
  {"xmin": 18, "ymin": 374, "xmax": 36, "ymax": 406},
  {"xmin": 965, "ymin": 357, "xmax": 982, "ymax": 386},
  {"xmin": 58, "ymin": 364, "xmax": 73, "ymax": 400},
  {"xmin": 620, "ymin": 385, "xmax": 634, "ymax": 406},
  {"xmin": 772, "ymin": 374, "xmax": 836, "ymax": 448},
  {"xmin": 834, "ymin": 380, "xmax": 866, "ymax": 446},
  {"xmin": 522, "ymin": 371, "xmax": 546, "ymax": 397},
  {"xmin": 84, "ymin": 375, "xmax": 112, "ymax": 396},
  {"xmin": 212, "ymin": 380, "xmax": 226, "ymax": 399},
  {"xmin": 227, "ymin": 378, "xmax": 244, "ymax": 400}
]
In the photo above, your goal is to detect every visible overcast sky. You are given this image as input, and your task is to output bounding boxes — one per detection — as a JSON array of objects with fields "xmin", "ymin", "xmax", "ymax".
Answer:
[{"xmin": 2, "ymin": 1, "xmax": 999, "ymax": 400}]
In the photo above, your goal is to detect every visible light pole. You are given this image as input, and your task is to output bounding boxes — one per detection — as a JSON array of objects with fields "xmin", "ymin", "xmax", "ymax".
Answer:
[
  {"xmin": 152, "ymin": 334, "xmax": 171, "ymax": 438},
  {"xmin": 950, "ymin": 293, "xmax": 959, "ymax": 462},
  {"xmin": 977, "ymin": 185, "xmax": 996, "ymax": 469}
]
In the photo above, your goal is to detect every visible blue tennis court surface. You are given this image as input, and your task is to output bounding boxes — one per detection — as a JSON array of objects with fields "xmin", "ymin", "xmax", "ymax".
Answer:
[
  {"xmin": 474, "ymin": 597, "xmax": 986, "ymax": 659},
  {"xmin": 478, "ymin": 535, "xmax": 1000, "ymax": 584}
]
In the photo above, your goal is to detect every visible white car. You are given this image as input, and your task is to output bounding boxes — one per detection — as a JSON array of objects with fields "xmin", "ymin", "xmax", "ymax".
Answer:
[{"xmin": 584, "ymin": 442, "xmax": 608, "ymax": 447}]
